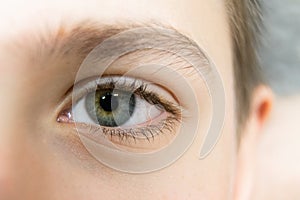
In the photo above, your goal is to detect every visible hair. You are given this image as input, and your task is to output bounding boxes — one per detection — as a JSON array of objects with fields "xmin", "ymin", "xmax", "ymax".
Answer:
[{"xmin": 226, "ymin": 0, "xmax": 264, "ymax": 133}]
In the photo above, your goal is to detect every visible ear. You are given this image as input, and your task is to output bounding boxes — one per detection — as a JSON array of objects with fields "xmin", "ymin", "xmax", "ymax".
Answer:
[{"xmin": 233, "ymin": 85, "xmax": 273, "ymax": 200}]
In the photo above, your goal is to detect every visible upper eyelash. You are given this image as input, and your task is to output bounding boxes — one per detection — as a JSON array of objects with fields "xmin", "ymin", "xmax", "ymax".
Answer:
[
  {"xmin": 91, "ymin": 76, "xmax": 181, "ymax": 117},
  {"xmin": 134, "ymin": 85, "xmax": 181, "ymax": 117}
]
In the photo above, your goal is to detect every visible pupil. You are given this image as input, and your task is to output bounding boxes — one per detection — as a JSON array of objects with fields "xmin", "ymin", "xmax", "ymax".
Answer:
[{"xmin": 100, "ymin": 92, "xmax": 119, "ymax": 112}]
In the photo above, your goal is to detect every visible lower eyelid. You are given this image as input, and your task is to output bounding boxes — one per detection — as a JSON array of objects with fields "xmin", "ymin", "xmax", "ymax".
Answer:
[
  {"xmin": 73, "ymin": 115, "xmax": 180, "ymax": 153},
  {"xmin": 78, "ymin": 114, "xmax": 178, "ymax": 139}
]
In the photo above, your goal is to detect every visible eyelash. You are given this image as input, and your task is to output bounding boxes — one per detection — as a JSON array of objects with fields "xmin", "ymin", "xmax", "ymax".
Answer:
[
  {"xmin": 61, "ymin": 76, "xmax": 182, "ymax": 142},
  {"xmin": 88, "ymin": 115, "xmax": 179, "ymax": 142},
  {"xmin": 95, "ymin": 76, "xmax": 181, "ymax": 115}
]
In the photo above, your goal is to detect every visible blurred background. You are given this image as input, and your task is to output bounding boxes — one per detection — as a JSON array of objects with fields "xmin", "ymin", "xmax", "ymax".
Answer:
[
  {"xmin": 260, "ymin": 0, "xmax": 300, "ymax": 95},
  {"xmin": 253, "ymin": 0, "xmax": 300, "ymax": 199}
]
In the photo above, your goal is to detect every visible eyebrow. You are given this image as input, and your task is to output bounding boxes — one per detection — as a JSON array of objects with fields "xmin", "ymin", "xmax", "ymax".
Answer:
[
  {"xmin": 27, "ymin": 20, "xmax": 211, "ymax": 72},
  {"xmin": 52, "ymin": 21, "xmax": 133, "ymax": 59}
]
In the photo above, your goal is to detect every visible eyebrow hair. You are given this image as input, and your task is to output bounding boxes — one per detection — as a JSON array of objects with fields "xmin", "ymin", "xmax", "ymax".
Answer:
[
  {"xmin": 53, "ymin": 21, "xmax": 132, "ymax": 58},
  {"xmin": 31, "ymin": 20, "xmax": 210, "ymax": 71}
]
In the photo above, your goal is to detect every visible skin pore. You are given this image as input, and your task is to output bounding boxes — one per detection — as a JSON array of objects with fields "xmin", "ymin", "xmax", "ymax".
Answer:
[{"xmin": 0, "ymin": 0, "xmax": 272, "ymax": 199}]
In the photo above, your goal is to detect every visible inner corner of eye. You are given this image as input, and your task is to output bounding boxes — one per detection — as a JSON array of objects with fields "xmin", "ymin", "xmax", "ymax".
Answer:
[{"xmin": 56, "ymin": 108, "xmax": 73, "ymax": 123}]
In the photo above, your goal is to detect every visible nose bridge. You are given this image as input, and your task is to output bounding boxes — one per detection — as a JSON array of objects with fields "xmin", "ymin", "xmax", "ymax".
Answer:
[
  {"xmin": 0, "ymin": 108, "xmax": 18, "ymax": 200},
  {"xmin": 0, "ymin": 51, "xmax": 17, "ymax": 132},
  {"xmin": 0, "ymin": 62, "xmax": 23, "ymax": 200},
  {"xmin": 0, "ymin": 64, "xmax": 17, "ymax": 144},
  {"xmin": 0, "ymin": 140, "xmax": 15, "ymax": 200},
  {"xmin": 0, "ymin": 131, "xmax": 28, "ymax": 200}
]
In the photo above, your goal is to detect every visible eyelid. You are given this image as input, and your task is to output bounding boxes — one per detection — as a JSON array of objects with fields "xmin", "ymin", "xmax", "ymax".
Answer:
[
  {"xmin": 76, "ymin": 114, "xmax": 179, "ymax": 142},
  {"xmin": 72, "ymin": 75, "xmax": 180, "ymax": 108},
  {"xmin": 58, "ymin": 75, "xmax": 182, "ymax": 124}
]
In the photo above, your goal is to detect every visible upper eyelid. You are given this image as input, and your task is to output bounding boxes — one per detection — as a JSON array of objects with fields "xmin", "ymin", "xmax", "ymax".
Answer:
[{"xmin": 73, "ymin": 76, "xmax": 179, "ymax": 108}]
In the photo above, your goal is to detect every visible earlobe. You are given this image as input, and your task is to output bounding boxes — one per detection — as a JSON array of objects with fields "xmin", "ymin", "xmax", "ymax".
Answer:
[
  {"xmin": 233, "ymin": 85, "xmax": 273, "ymax": 200},
  {"xmin": 250, "ymin": 86, "xmax": 273, "ymax": 130}
]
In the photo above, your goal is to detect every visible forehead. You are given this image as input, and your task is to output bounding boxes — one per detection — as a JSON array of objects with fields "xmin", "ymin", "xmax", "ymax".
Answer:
[{"xmin": 0, "ymin": 0, "xmax": 228, "ymax": 41}]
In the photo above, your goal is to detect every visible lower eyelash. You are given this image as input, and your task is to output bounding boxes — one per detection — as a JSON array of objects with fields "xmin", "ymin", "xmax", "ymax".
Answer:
[{"xmin": 83, "ymin": 115, "xmax": 180, "ymax": 143}]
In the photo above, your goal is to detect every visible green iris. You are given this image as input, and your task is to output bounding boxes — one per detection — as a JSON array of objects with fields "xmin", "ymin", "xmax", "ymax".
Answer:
[{"xmin": 85, "ymin": 89, "xmax": 136, "ymax": 127}]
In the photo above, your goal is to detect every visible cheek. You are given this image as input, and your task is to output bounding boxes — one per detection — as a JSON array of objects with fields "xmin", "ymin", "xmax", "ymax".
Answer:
[{"xmin": 4, "ymin": 115, "xmax": 236, "ymax": 200}]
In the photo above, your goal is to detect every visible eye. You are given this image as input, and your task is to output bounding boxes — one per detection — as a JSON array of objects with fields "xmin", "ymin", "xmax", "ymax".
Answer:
[
  {"xmin": 74, "ymin": 77, "xmax": 167, "ymax": 128},
  {"xmin": 58, "ymin": 76, "xmax": 181, "ymax": 151}
]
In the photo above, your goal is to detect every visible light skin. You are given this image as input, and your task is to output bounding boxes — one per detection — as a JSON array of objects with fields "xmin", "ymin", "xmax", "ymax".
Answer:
[{"xmin": 0, "ymin": 0, "xmax": 272, "ymax": 199}]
